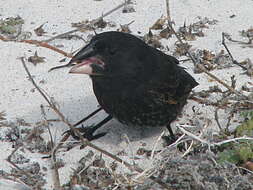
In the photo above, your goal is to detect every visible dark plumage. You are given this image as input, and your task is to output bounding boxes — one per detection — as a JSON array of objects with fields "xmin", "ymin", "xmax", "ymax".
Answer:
[{"xmin": 67, "ymin": 31, "xmax": 198, "ymax": 140}]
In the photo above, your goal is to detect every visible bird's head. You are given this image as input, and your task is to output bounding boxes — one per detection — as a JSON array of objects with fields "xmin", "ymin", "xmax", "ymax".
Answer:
[{"xmin": 68, "ymin": 31, "xmax": 150, "ymax": 79}]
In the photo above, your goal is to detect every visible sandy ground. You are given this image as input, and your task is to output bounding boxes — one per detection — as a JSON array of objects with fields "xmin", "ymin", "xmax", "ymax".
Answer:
[{"xmin": 0, "ymin": 0, "xmax": 253, "ymax": 189}]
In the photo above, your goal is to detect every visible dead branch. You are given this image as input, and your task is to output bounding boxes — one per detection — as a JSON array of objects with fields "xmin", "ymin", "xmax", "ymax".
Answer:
[
  {"xmin": 214, "ymin": 107, "xmax": 222, "ymax": 131},
  {"xmin": 40, "ymin": 105, "xmax": 61, "ymax": 190},
  {"xmin": 0, "ymin": 35, "xmax": 72, "ymax": 57},
  {"xmin": 165, "ymin": 0, "xmax": 171, "ymax": 23},
  {"xmin": 98, "ymin": 1, "xmax": 127, "ymax": 20},
  {"xmin": 222, "ymin": 32, "xmax": 247, "ymax": 70},
  {"xmin": 43, "ymin": 29, "xmax": 79, "ymax": 43},
  {"xmin": 197, "ymin": 64, "xmax": 243, "ymax": 97},
  {"xmin": 22, "ymin": 39, "xmax": 72, "ymax": 57}
]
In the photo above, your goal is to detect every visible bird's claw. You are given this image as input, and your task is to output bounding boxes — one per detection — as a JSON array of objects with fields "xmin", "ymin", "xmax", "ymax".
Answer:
[
  {"xmin": 62, "ymin": 125, "xmax": 107, "ymax": 141},
  {"xmin": 162, "ymin": 135, "xmax": 177, "ymax": 146},
  {"xmin": 162, "ymin": 134, "xmax": 185, "ymax": 151}
]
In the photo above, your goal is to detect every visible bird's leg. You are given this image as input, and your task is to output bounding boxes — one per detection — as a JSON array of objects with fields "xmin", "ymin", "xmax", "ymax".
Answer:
[
  {"xmin": 73, "ymin": 107, "xmax": 103, "ymax": 127},
  {"xmin": 162, "ymin": 124, "xmax": 177, "ymax": 145},
  {"xmin": 69, "ymin": 115, "xmax": 113, "ymax": 141},
  {"xmin": 166, "ymin": 124, "xmax": 175, "ymax": 139},
  {"xmin": 63, "ymin": 108, "xmax": 102, "ymax": 139}
]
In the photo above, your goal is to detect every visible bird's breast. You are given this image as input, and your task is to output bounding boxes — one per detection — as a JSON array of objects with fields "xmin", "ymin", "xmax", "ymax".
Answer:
[{"xmin": 92, "ymin": 79, "xmax": 184, "ymax": 127}]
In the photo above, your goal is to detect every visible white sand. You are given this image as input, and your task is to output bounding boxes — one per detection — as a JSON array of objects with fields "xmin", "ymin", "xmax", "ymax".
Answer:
[{"xmin": 0, "ymin": 0, "xmax": 252, "ymax": 189}]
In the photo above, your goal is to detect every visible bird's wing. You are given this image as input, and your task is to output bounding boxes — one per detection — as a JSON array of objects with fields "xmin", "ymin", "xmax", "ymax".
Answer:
[{"xmin": 145, "ymin": 54, "xmax": 197, "ymax": 105}]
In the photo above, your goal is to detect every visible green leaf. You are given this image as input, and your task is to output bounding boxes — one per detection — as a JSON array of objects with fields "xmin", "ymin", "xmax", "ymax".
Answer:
[
  {"xmin": 235, "ymin": 118, "xmax": 253, "ymax": 137},
  {"xmin": 217, "ymin": 149, "xmax": 240, "ymax": 164},
  {"xmin": 236, "ymin": 144, "xmax": 253, "ymax": 162}
]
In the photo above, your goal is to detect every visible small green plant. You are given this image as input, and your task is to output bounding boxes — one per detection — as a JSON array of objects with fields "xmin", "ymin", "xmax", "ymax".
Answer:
[
  {"xmin": 218, "ymin": 110, "xmax": 253, "ymax": 165},
  {"xmin": 218, "ymin": 140, "xmax": 253, "ymax": 164},
  {"xmin": 236, "ymin": 110, "xmax": 253, "ymax": 137}
]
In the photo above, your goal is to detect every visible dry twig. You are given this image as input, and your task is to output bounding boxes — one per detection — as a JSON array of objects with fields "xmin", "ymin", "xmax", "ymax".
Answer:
[
  {"xmin": 165, "ymin": 0, "xmax": 171, "ymax": 23},
  {"xmin": 40, "ymin": 105, "xmax": 61, "ymax": 190},
  {"xmin": 0, "ymin": 35, "xmax": 72, "ymax": 57},
  {"xmin": 222, "ymin": 32, "xmax": 247, "ymax": 70}
]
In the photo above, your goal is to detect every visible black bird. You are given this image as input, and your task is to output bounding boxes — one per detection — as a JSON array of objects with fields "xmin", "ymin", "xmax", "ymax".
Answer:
[{"xmin": 65, "ymin": 31, "xmax": 198, "ymax": 141}]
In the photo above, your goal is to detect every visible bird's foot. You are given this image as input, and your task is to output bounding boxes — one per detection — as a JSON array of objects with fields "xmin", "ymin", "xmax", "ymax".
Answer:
[
  {"xmin": 162, "ymin": 134, "xmax": 185, "ymax": 151},
  {"xmin": 162, "ymin": 135, "xmax": 177, "ymax": 146},
  {"xmin": 63, "ymin": 125, "xmax": 107, "ymax": 141}
]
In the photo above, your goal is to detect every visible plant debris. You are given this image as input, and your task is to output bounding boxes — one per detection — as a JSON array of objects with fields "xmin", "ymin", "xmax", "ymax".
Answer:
[
  {"xmin": 71, "ymin": 18, "xmax": 116, "ymax": 32},
  {"xmin": 11, "ymin": 162, "xmax": 46, "ymax": 187},
  {"xmin": 150, "ymin": 17, "xmax": 167, "ymax": 30},
  {"xmin": 0, "ymin": 16, "xmax": 31, "ymax": 40},
  {"xmin": 155, "ymin": 155, "xmax": 253, "ymax": 190},
  {"xmin": 240, "ymin": 58, "xmax": 253, "ymax": 76},
  {"xmin": 0, "ymin": 111, "xmax": 6, "ymax": 125},
  {"xmin": 122, "ymin": 1, "xmax": 135, "ymax": 13},
  {"xmin": 173, "ymin": 42, "xmax": 192, "ymax": 57},
  {"xmin": 178, "ymin": 17, "xmax": 218, "ymax": 41},
  {"xmin": 240, "ymin": 27, "xmax": 253, "ymax": 44},
  {"xmin": 118, "ymin": 20, "xmax": 134, "ymax": 33},
  {"xmin": 28, "ymin": 51, "xmax": 46, "ymax": 66},
  {"xmin": 34, "ymin": 23, "xmax": 47, "ymax": 36},
  {"xmin": 191, "ymin": 49, "xmax": 233, "ymax": 73},
  {"xmin": 143, "ymin": 30, "xmax": 163, "ymax": 49},
  {"xmin": 0, "ymin": 16, "xmax": 24, "ymax": 37}
]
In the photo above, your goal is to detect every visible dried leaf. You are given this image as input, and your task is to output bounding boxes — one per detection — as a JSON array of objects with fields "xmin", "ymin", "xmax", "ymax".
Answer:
[
  {"xmin": 34, "ymin": 23, "xmax": 46, "ymax": 36},
  {"xmin": 143, "ymin": 31, "xmax": 163, "ymax": 49},
  {"xmin": 173, "ymin": 42, "xmax": 191, "ymax": 57},
  {"xmin": 203, "ymin": 50, "xmax": 215, "ymax": 61},
  {"xmin": 118, "ymin": 21, "xmax": 134, "ymax": 33},
  {"xmin": 122, "ymin": 4, "xmax": 135, "ymax": 13},
  {"xmin": 93, "ymin": 18, "xmax": 107, "ymax": 29},
  {"xmin": 178, "ymin": 17, "xmax": 217, "ymax": 41},
  {"xmin": 159, "ymin": 27, "xmax": 172, "ymax": 39},
  {"xmin": 240, "ymin": 28, "xmax": 253, "ymax": 38},
  {"xmin": 244, "ymin": 161, "xmax": 253, "ymax": 171},
  {"xmin": 0, "ymin": 111, "xmax": 6, "ymax": 122},
  {"xmin": 28, "ymin": 51, "xmax": 45, "ymax": 66},
  {"xmin": 0, "ymin": 16, "xmax": 24, "ymax": 39},
  {"xmin": 150, "ymin": 17, "xmax": 167, "ymax": 30},
  {"xmin": 119, "ymin": 24, "xmax": 131, "ymax": 33}
]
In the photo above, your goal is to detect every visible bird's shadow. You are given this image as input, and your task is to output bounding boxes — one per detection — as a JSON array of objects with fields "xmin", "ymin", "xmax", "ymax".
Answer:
[
  {"xmin": 95, "ymin": 119, "xmax": 165, "ymax": 145},
  {"xmin": 20, "ymin": 94, "xmax": 164, "ymax": 145},
  {"xmin": 60, "ymin": 95, "xmax": 165, "ymax": 145}
]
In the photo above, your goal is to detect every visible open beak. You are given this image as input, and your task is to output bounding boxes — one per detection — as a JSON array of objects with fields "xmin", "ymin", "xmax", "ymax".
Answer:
[
  {"xmin": 68, "ymin": 43, "xmax": 104, "ymax": 75},
  {"xmin": 48, "ymin": 42, "xmax": 104, "ymax": 75}
]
